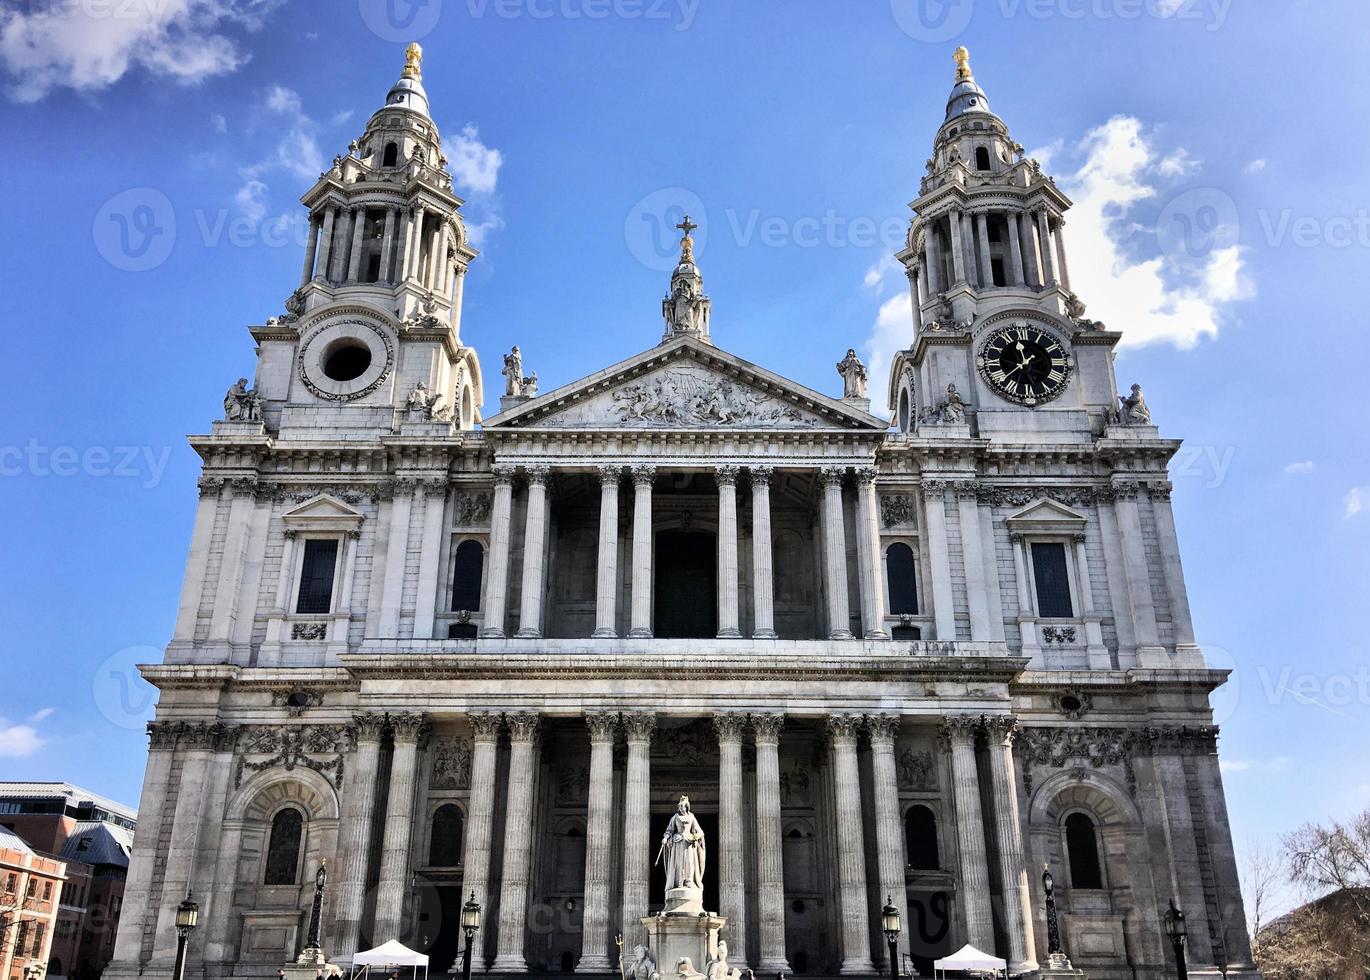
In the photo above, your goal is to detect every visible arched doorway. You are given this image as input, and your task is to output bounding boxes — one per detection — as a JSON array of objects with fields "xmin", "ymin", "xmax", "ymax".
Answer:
[{"xmin": 653, "ymin": 531, "xmax": 716, "ymax": 638}]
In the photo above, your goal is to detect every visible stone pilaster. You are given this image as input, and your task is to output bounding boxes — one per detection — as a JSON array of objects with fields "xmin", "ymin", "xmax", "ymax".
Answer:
[
  {"xmin": 941, "ymin": 716, "xmax": 993, "ymax": 952},
  {"xmin": 1036, "ymin": 209, "xmax": 1057, "ymax": 285},
  {"xmin": 482, "ymin": 465, "xmax": 516, "ymax": 638},
  {"xmin": 315, "ymin": 206, "xmax": 337, "ymax": 282},
  {"xmin": 975, "ymin": 211, "xmax": 993, "ymax": 288},
  {"xmin": 983, "ymin": 716, "xmax": 1037, "ymax": 974},
  {"xmin": 853, "ymin": 467, "xmax": 889, "ymax": 639},
  {"xmin": 716, "ymin": 465, "xmax": 742, "ymax": 637},
  {"xmin": 753, "ymin": 714, "xmax": 789, "ymax": 973},
  {"xmin": 346, "ymin": 205, "xmax": 367, "ymax": 282},
  {"xmin": 621, "ymin": 712, "xmax": 656, "ymax": 944},
  {"xmin": 828, "ymin": 715, "xmax": 874, "ymax": 974},
  {"xmin": 593, "ymin": 467, "xmax": 622, "ymax": 638},
  {"xmin": 954, "ymin": 481, "xmax": 993, "ymax": 641},
  {"xmin": 1148, "ymin": 481, "xmax": 1199, "ymax": 656},
  {"xmin": 378, "ymin": 206, "xmax": 397, "ymax": 283},
  {"xmin": 492, "ymin": 712, "xmax": 541, "ymax": 972},
  {"xmin": 151, "ymin": 723, "xmax": 216, "ymax": 961},
  {"xmin": 714, "ymin": 714, "xmax": 748, "ymax": 970},
  {"xmin": 1110, "ymin": 482, "xmax": 1163, "ymax": 662},
  {"xmin": 334, "ymin": 712, "xmax": 388, "ymax": 958},
  {"xmin": 460, "ymin": 712, "xmax": 503, "ymax": 971},
  {"xmin": 374, "ymin": 712, "xmax": 429, "ymax": 941},
  {"xmin": 1005, "ymin": 211, "xmax": 1025, "ymax": 286},
  {"xmin": 866, "ymin": 715, "xmax": 911, "ymax": 962},
  {"xmin": 819, "ymin": 467, "xmax": 853, "ymax": 640},
  {"xmin": 949, "ymin": 209, "xmax": 968, "ymax": 284},
  {"xmin": 412, "ymin": 481, "xmax": 448, "ymax": 639},
  {"xmin": 629, "ymin": 466, "xmax": 656, "ymax": 638},
  {"xmin": 577, "ymin": 712, "xmax": 619, "ymax": 972},
  {"xmin": 922, "ymin": 481, "xmax": 956, "ymax": 640},
  {"xmin": 516, "ymin": 465, "xmax": 551, "ymax": 638},
  {"xmin": 1010, "ymin": 532, "xmax": 1044, "ymax": 667},
  {"xmin": 377, "ymin": 479, "xmax": 415, "ymax": 638},
  {"xmin": 749, "ymin": 467, "xmax": 777, "ymax": 638}
]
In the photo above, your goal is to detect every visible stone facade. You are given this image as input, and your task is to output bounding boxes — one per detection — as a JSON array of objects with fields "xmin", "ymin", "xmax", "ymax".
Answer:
[{"xmin": 105, "ymin": 46, "xmax": 1256, "ymax": 980}]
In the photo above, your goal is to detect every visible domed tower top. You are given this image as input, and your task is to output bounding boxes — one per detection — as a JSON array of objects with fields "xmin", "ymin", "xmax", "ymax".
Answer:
[
  {"xmin": 943, "ymin": 46, "xmax": 1001, "ymax": 124},
  {"xmin": 925, "ymin": 46, "xmax": 1021, "ymax": 182},
  {"xmin": 382, "ymin": 42, "xmax": 431, "ymax": 117},
  {"xmin": 661, "ymin": 215, "xmax": 712, "ymax": 344}
]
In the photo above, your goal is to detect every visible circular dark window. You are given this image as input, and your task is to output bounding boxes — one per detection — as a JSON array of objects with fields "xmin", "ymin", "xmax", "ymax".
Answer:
[
  {"xmin": 285, "ymin": 692, "xmax": 311, "ymax": 709},
  {"xmin": 1060, "ymin": 695, "xmax": 1083, "ymax": 714},
  {"xmin": 322, "ymin": 340, "xmax": 372, "ymax": 382},
  {"xmin": 791, "ymin": 899, "xmax": 806, "ymax": 914}
]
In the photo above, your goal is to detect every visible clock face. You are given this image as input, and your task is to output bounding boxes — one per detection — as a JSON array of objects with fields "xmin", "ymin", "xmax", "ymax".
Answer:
[{"xmin": 976, "ymin": 323, "xmax": 1073, "ymax": 406}]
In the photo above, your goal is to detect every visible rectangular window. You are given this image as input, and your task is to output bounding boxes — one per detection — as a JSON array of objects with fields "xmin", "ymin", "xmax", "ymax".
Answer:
[
  {"xmin": 1031, "ymin": 542, "xmax": 1074, "ymax": 618},
  {"xmin": 295, "ymin": 538, "xmax": 339, "ymax": 614},
  {"xmin": 5, "ymin": 873, "xmax": 14, "ymax": 892},
  {"xmin": 42, "ymin": 882, "xmax": 50, "ymax": 901},
  {"xmin": 33, "ymin": 921, "xmax": 44, "ymax": 956}
]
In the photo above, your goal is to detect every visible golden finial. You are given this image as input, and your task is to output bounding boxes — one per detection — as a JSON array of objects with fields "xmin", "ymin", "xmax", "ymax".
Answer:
[
  {"xmin": 954, "ymin": 46, "xmax": 971, "ymax": 81},
  {"xmin": 676, "ymin": 215, "xmax": 698, "ymax": 262},
  {"xmin": 403, "ymin": 42, "xmax": 423, "ymax": 79}
]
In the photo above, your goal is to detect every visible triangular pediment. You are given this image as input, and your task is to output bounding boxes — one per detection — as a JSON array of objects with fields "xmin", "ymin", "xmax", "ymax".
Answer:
[
  {"xmin": 485, "ymin": 336, "xmax": 886, "ymax": 431},
  {"xmin": 1003, "ymin": 498, "xmax": 1088, "ymax": 530},
  {"xmin": 282, "ymin": 494, "xmax": 365, "ymax": 528}
]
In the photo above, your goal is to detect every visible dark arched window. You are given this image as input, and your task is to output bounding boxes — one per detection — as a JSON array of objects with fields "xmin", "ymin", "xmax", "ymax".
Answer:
[
  {"xmin": 264, "ymin": 807, "xmax": 303, "ymax": 885},
  {"xmin": 382, "ymin": 141, "xmax": 399, "ymax": 167},
  {"xmin": 429, "ymin": 804, "xmax": 465, "ymax": 867},
  {"xmin": 975, "ymin": 146, "xmax": 991, "ymax": 171},
  {"xmin": 905, "ymin": 805, "xmax": 939, "ymax": 870},
  {"xmin": 1066, "ymin": 812, "xmax": 1104, "ymax": 889},
  {"xmin": 451, "ymin": 540, "xmax": 485, "ymax": 611},
  {"xmin": 886, "ymin": 543, "xmax": 919, "ymax": 615},
  {"xmin": 898, "ymin": 389, "xmax": 910, "ymax": 432}
]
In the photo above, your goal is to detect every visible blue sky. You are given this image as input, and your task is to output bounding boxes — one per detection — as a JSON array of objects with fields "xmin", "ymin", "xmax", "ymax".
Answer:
[{"xmin": 1, "ymin": 0, "xmax": 1367, "ymax": 908}]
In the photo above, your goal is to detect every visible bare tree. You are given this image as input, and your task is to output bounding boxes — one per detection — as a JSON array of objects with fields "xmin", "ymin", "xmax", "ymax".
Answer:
[{"xmin": 1241, "ymin": 835, "xmax": 1290, "ymax": 961}]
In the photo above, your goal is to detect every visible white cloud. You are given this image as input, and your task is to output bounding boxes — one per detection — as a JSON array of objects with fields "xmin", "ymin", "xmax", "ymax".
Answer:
[
  {"xmin": 863, "ymin": 253, "xmax": 900, "ymax": 291},
  {"xmin": 0, "ymin": 717, "xmax": 46, "ymax": 757},
  {"xmin": 235, "ymin": 177, "xmax": 268, "ymax": 222},
  {"xmin": 210, "ymin": 112, "xmax": 227, "ymax": 134},
  {"xmin": 863, "ymin": 291, "xmax": 913, "ymax": 418},
  {"xmin": 1221, "ymin": 756, "xmax": 1290, "ymax": 774},
  {"xmin": 234, "ymin": 84, "xmax": 325, "ymax": 220},
  {"xmin": 1244, "ymin": 159, "xmax": 1267, "ymax": 175},
  {"xmin": 0, "ymin": 0, "xmax": 284, "ymax": 103},
  {"xmin": 1345, "ymin": 487, "xmax": 1366, "ymax": 520},
  {"xmin": 1157, "ymin": 148, "xmax": 1199, "ymax": 178},
  {"xmin": 442, "ymin": 124, "xmax": 505, "ymax": 246},
  {"xmin": 27, "ymin": 708, "xmax": 54, "ymax": 723},
  {"xmin": 1284, "ymin": 460, "xmax": 1315, "ymax": 475}
]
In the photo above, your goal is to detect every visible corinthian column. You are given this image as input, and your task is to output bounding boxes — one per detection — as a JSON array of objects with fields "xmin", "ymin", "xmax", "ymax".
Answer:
[
  {"xmin": 867, "ymin": 715, "xmax": 911, "ymax": 963},
  {"xmin": 941, "ymin": 716, "xmax": 993, "ymax": 952},
  {"xmin": 628, "ymin": 466, "xmax": 656, "ymax": 638},
  {"xmin": 713, "ymin": 714, "xmax": 750, "ymax": 970},
  {"xmin": 716, "ymin": 465, "xmax": 742, "ymax": 637},
  {"xmin": 334, "ymin": 713, "xmax": 388, "ymax": 958},
  {"xmin": 577, "ymin": 712, "xmax": 619, "ymax": 972},
  {"xmin": 516, "ymin": 465, "xmax": 551, "ymax": 638},
  {"xmin": 750, "ymin": 467, "xmax": 777, "ymax": 638},
  {"xmin": 482, "ymin": 465, "xmax": 515, "ymax": 638},
  {"xmin": 621, "ymin": 712, "xmax": 656, "ymax": 944},
  {"xmin": 819, "ymin": 467, "xmax": 853, "ymax": 639},
  {"xmin": 374, "ymin": 713, "xmax": 429, "ymax": 941},
  {"xmin": 853, "ymin": 467, "xmax": 889, "ymax": 639},
  {"xmin": 983, "ymin": 716, "xmax": 1037, "ymax": 973},
  {"xmin": 593, "ymin": 467, "xmax": 622, "ymax": 638},
  {"xmin": 492, "ymin": 712, "xmax": 541, "ymax": 972},
  {"xmin": 461, "ymin": 713, "xmax": 502, "ymax": 972},
  {"xmin": 753, "ymin": 714, "xmax": 790, "ymax": 973},
  {"xmin": 828, "ymin": 715, "xmax": 874, "ymax": 974}
]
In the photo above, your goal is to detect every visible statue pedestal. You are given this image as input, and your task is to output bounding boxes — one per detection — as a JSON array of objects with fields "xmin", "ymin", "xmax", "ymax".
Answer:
[
  {"xmin": 642, "ymin": 912, "xmax": 725, "ymax": 980},
  {"xmin": 1032, "ymin": 953, "xmax": 1087, "ymax": 980},
  {"xmin": 280, "ymin": 949, "xmax": 339, "ymax": 980}
]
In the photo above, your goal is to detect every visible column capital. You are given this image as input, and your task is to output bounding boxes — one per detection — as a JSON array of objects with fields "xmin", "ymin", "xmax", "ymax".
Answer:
[
  {"xmin": 865, "ymin": 713, "xmax": 900, "ymax": 744},
  {"xmin": 714, "ymin": 464, "xmax": 741, "ymax": 486},
  {"xmin": 621, "ymin": 711, "xmax": 656, "ymax": 743},
  {"xmin": 938, "ymin": 714, "xmax": 981, "ymax": 747},
  {"xmin": 505, "ymin": 711, "xmax": 541, "ymax": 742},
  {"xmin": 752, "ymin": 713, "xmax": 784, "ymax": 743},
  {"xmin": 1072, "ymin": 532, "xmax": 1088, "ymax": 545},
  {"xmin": 819, "ymin": 465, "xmax": 847, "ymax": 488},
  {"xmin": 490, "ymin": 463, "xmax": 517, "ymax": 486},
  {"xmin": 597, "ymin": 465, "xmax": 623, "ymax": 486},
  {"xmin": 390, "ymin": 711, "xmax": 430, "ymax": 744},
  {"xmin": 468, "ymin": 711, "xmax": 503, "ymax": 741},
  {"xmin": 853, "ymin": 465, "xmax": 878, "ymax": 486},
  {"xmin": 951, "ymin": 478, "xmax": 980, "ymax": 499},
  {"xmin": 631, "ymin": 464, "xmax": 657, "ymax": 487},
  {"xmin": 354, "ymin": 711, "xmax": 389, "ymax": 743},
  {"xmin": 749, "ymin": 465, "xmax": 774, "ymax": 487},
  {"xmin": 585, "ymin": 711, "xmax": 619, "ymax": 742},
  {"xmin": 712, "ymin": 713, "xmax": 748, "ymax": 742},
  {"xmin": 922, "ymin": 479, "xmax": 948, "ymax": 495},
  {"xmin": 1147, "ymin": 480, "xmax": 1174, "ymax": 501},
  {"xmin": 982, "ymin": 714, "xmax": 1019, "ymax": 746},
  {"xmin": 523, "ymin": 464, "xmax": 551, "ymax": 486},
  {"xmin": 825, "ymin": 714, "xmax": 861, "ymax": 744}
]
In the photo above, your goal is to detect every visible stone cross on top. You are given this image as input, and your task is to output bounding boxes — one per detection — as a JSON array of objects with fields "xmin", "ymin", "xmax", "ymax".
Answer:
[{"xmin": 676, "ymin": 215, "xmax": 698, "ymax": 260}]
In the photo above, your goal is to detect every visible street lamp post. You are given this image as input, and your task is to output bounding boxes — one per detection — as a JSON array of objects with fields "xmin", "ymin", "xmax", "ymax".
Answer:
[
  {"xmin": 881, "ymin": 896, "xmax": 902, "ymax": 980},
  {"xmin": 459, "ymin": 892, "xmax": 481, "ymax": 980},
  {"xmin": 1162, "ymin": 899, "xmax": 1188, "ymax": 980},
  {"xmin": 173, "ymin": 889, "xmax": 200, "ymax": 980}
]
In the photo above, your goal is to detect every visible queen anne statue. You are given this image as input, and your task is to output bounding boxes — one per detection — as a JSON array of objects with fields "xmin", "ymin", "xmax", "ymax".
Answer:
[{"xmin": 659, "ymin": 795, "xmax": 706, "ymax": 905}]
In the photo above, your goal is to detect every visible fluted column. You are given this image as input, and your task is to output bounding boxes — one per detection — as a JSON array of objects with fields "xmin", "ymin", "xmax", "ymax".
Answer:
[
  {"xmin": 922, "ymin": 228, "xmax": 941, "ymax": 295},
  {"xmin": 621, "ymin": 713, "xmax": 656, "ymax": 945},
  {"xmin": 974, "ymin": 211, "xmax": 993, "ymax": 287},
  {"xmin": 716, "ymin": 465, "xmax": 742, "ymax": 637},
  {"xmin": 593, "ymin": 466, "xmax": 622, "ymax": 638},
  {"xmin": 334, "ymin": 713, "xmax": 388, "ymax": 958},
  {"xmin": 394, "ymin": 207, "xmax": 413, "ymax": 284},
  {"xmin": 315, "ymin": 206, "xmax": 337, "ymax": 282},
  {"xmin": 1019, "ymin": 211, "xmax": 1040, "ymax": 287},
  {"xmin": 1005, "ymin": 212, "xmax": 1025, "ymax": 286},
  {"xmin": 515, "ymin": 464, "xmax": 551, "ymax": 638},
  {"xmin": 460, "ymin": 713, "xmax": 502, "ymax": 972},
  {"xmin": 750, "ymin": 467, "xmax": 777, "ymax": 638},
  {"xmin": 1054, "ymin": 218, "xmax": 1071, "ymax": 290},
  {"xmin": 482, "ymin": 465, "xmax": 515, "ymax": 638},
  {"xmin": 346, "ymin": 205, "xmax": 367, "ymax": 282},
  {"xmin": 853, "ymin": 467, "xmax": 889, "ymax": 639},
  {"xmin": 378, "ymin": 206, "xmax": 398, "ymax": 283},
  {"xmin": 374, "ymin": 713, "xmax": 429, "ymax": 941},
  {"xmin": 402, "ymin": 205, "xmax": 426, "ymax": 281},
  {"xmin": 329, "ymin": 205, "xmax": 353, "ymax": 283},
  {"xmin": 753, "ymin": 714, "xmax": 790, "ymax": 973},
  {"xmin": 425, "ymin": 220, "xmax": 442, "ymax": 289},
  {"xmin": 628, "ymin": 466, "xmax": 656, "ymax": 638},
  {"xmin": 436, "ymin": 219, "xmax": 452, "ymax": 292},
  {"xmin": 983, "ymin": 717, "xmax": 1037, "ymax": 974},
  {"xmin": 714, "ymin": 714, "xmax": 750, "ymax": 971},
  {"xmin": 577, "ymin": 712, "xmax": 619, "ymax": 972},
  {"xmin": 300, "ymin": 212, "xmax": 320, "ymax": 285},
  {"xmin": 867, "ymin": 715, "xmax": 911, "ymax": 963},
  {"xmin": 819, "ymin": 466, "xmax": 853, "ymax": 639},
  {"xmin": 941, "ymin": 716, "xmax": 993, "ymax": 951},
  {"xmin": 828, "ymin": 715, "xmax": 874, "ymax": 974},
  {"xmin": 1036, "ymin": 209, "xmax": 1057, "ymax": 285},
  {"xmin": 948, "ymin": 209, "xmax": 967, "ymax": 284},
  {"xmin": 492, "ymin": 712, "xmax": 541, "ymax": 972}
]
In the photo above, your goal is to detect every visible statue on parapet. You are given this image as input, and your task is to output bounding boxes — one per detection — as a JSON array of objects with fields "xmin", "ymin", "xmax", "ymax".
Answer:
[{"xmin": 223, "ymin": 377, "xmax": 263, "ymax": 422}]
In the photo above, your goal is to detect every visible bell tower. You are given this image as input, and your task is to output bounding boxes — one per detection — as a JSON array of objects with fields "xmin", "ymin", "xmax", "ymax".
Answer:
[{"xmin": 888, "ymin": 47, "xmax": 1123, "ymax": 442}]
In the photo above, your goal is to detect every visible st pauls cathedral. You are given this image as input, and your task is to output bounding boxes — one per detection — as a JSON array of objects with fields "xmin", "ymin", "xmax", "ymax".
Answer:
[{"xmin": 106, "ymin": 43, "xmax": 1257, "ymax": 980}]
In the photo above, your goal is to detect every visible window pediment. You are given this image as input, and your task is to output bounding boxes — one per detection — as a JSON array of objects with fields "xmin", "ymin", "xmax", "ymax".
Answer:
[
  {"xmin": 1003, "ymin": 498, "xmax": 1087, "ymax": 536},
  {"xmin": 281, "ymin": 494, "xmax": 365, "ymax": 534}
]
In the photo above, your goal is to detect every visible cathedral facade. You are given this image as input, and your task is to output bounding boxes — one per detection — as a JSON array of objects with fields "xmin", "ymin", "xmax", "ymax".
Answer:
[{"xmin": 105, "ymin": 45, "xmax": 1256, "ymax": 980}]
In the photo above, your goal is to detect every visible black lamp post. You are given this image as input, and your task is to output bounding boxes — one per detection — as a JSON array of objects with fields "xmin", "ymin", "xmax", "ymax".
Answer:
[
  {"xmin": 459, "ymin": 892, "xmax": 482, "ymax": 980},
  {"xmin": 881, "ymin": 896, "xmax": 902, "ymax": 980},
  {"xmin": 173, "ymin": 889, "xmax": 199, "ymax": 980},
  {"xmin": 1163, "ymin": 899, "xmax": 1188, "ymax": 980}
]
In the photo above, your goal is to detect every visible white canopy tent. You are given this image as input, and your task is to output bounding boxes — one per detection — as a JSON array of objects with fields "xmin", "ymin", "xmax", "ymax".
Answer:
[
  {"xmin": 349, "ymin": 940, "xmax": 429, "ymax": 980},
  {"xmin": 933, "ymin": 944, "xmax": 1008, "ymax": 977}
]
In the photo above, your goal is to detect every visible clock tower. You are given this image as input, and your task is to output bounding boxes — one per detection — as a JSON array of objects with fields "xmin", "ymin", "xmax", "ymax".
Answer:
[{"xmin": 889, "ymin": 47, "xmax": 1124, "ymax": 442}]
